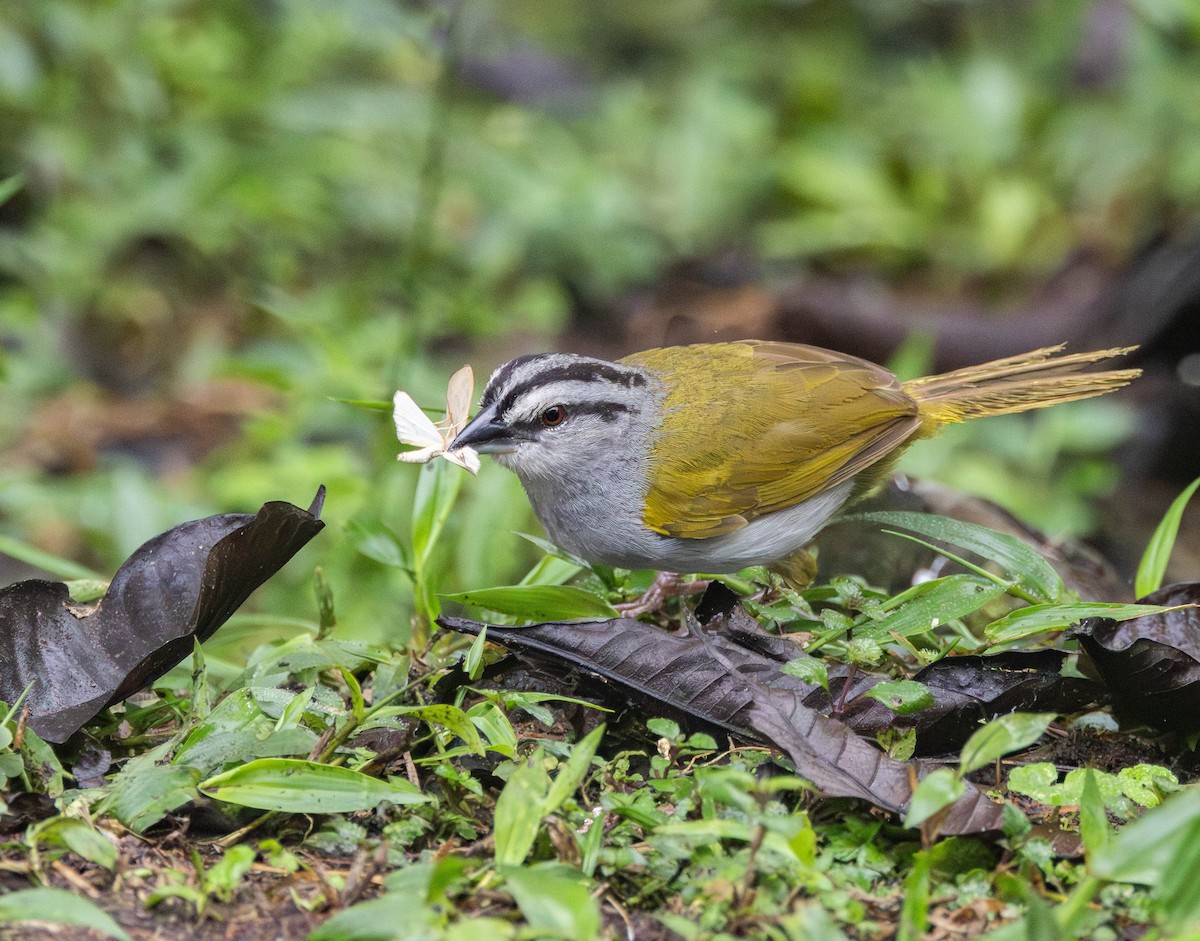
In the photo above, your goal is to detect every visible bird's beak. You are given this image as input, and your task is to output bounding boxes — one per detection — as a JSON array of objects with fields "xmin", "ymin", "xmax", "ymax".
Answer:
[{"xmin": 450, "ymin": 403, "xmax": 523, "ymax": 455}]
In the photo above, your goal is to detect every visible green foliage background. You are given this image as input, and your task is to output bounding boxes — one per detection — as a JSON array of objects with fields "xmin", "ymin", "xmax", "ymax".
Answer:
[{"xmin": 1, "ymin": 0, "xmax": 1198, "ymax": 646}]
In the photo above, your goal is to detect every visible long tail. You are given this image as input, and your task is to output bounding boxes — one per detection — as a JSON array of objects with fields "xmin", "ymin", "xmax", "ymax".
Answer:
[{"xmin": 903, "ymin": 344, "xmax": 1140, "ymax": 430}]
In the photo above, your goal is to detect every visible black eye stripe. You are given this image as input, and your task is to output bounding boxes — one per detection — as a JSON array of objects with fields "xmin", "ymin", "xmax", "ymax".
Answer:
[
  {"xmin": 496, "ymin": 364, "xmax": 646, "ymax": 418},
  {"xmin": 511, "ymin": 402, "xmax": 631, "ymax": 434}
]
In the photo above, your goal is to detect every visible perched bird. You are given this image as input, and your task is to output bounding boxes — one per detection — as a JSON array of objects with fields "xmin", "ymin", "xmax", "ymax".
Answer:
[{"xmin": 450, "ymin": 341, "xmax": 1139, "ymax": 581}]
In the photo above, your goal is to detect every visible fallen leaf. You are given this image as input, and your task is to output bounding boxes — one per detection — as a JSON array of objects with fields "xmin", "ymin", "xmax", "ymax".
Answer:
[
  {"xmin": 0, "ymin": 489, "xmax": 326, "ymax": 742},
  {"xmin": 1073, "ymin": 582, "xmax": 1200, "ymax": 732}
]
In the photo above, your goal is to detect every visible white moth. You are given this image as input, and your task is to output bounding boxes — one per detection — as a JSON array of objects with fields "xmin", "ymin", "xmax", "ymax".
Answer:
[{"xmin": 393, "ymin": 365, "xmax": 481, "ymax": 474}]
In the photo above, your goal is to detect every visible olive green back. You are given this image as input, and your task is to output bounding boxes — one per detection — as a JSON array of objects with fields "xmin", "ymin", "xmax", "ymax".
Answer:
[{"xmin": 621, "ymin": 341, "xmax": 921, "ymax": 539}]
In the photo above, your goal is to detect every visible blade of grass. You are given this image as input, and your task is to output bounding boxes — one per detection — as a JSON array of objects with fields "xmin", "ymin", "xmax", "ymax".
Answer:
[
  {"xmin": 1136, "ymin": 476, "xmax": 1200, "ymax": 599},
  {"xmin": 0, "ymin": 534, "xmax": 104, "ymax": 582},
  {"xmin": 842, "ymin": 511, "xmax": 1064, "ymax": 604}
]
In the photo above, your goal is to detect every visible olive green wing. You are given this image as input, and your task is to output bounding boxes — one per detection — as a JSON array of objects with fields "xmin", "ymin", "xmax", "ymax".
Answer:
[{"xmin": 624, "ymin": 341, "xmax": 921, "ymax": 539}]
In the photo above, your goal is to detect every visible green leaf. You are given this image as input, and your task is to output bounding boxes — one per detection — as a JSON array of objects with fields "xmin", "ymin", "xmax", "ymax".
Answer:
[
  {"xmin": 1117, "ymin": 764, "xmax": 1178, "ymax": 808},
  {"xmin": 1006, "ymin": 763, "xmax": 1062, "ymax": 805},
  {"xmin": 29, "ymin": 818, "xmax": 118, "ymax": 871},
  {"xmin": 782, "ymin": 656, "xmax": 829, "ymax": 691},
  {"xmin": 898, "ymin": 849, "xmax": 932, "ymax": 941},
  {"xmin": 863, "ymin": 679, "xmax": 934, "ymax": 715},
  {"xmin": 412, "ymin": 460, "xmax": 464, "ymax": 572},
  {"xmin": 0, "ymin": 533, "xmax": 104, "ymax": 582},
  {"xmin": 503, "ymin": 864, "xmax": 601, "ymax": 941},
  {"xmin": 959, "ymin": 713, "xmax": 1054, "ymax": 775},
  {"xmin": 347, "ymin": 517, "xmax": 410, "ymax": 570},
  {"xmin": 443, "ymin": 585, "xmax": 618, "ymax": 621},
  {"xmin": 493, "ymin": 755, "xmax": 552, "ymax": 867},
  {"xmin": 1091, "ymin": 788, "xmax": 1200, "ymax": 885},
  {"xmin": 204, "ymin": 845, "xmax": 257, "ymax": 901},
  {"xmin": 984, "ymin": 603, "xmax": 1168, "ymax": 644},
  {"xmin": 0, "ymin": 752, "xmax": 23, "ymax": 779},
  {"xmin": 101, "ymin": 748, "xmax": 202, "ymax": 833},
  {"xmin": 1079, "ymin": 769, "xmax": 1110, "ymax": 859},
  {"xmin": 465, "ymin": 625, "xmax": 488, "ymax": 680},
  {"xmin": 173, "ymin": 688, "xmax": 320, "ymax": 770},
  {"xmin": 389, "ymin": 704, "xmax": 485, "ymax": 756},
  {"xmin": 309, "ymin": 866, "xmax": 443, "ymax": 940},
  {"xmin": 0, "ymin": 173, "xmax": 25, "ymax": 207},
  {"xmin": 545, "ymin": 724, "xmax": 604, "ymax": 812},
  {"xmin": 1152, "ymin": 820, "xmax": 1200, "ymax": 932},
  {"xmin": 862, "ymin": 574, "xmax": 1008, "ymax": 640},
  {"xmin": 331, "ymin": 396, "xmax": 393, "ymax": 411},
  {"xmin": 0, "ymin": 888, "xmax": 130, "ymax": 941},
  {"xmin": 199, "ymin": 758, "xmax": 431, "ymax": 812},
  {"xmin": 1136, "ymin": 476, "xmax": 1200, "ymax": 599},
  {"xmin": 903, "ymin": 768, "xmax": 966, "ymax": 829},
  {"xmin": 845, "ymin": 511, "xmax": 1064, "ymax": 603},
  {"xmin": 467, "ymin": 701, "xmax": 518, "ymax": 757}
]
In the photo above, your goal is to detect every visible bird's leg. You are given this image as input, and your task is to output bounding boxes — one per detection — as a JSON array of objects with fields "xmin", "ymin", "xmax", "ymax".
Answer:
[
  {"xmin": 615, "ymin": 571, "xmax": 709, "ymax": 618},
  {"xmin": 831, "ymin": 663, "xmax": 859, "ymax": 716}
]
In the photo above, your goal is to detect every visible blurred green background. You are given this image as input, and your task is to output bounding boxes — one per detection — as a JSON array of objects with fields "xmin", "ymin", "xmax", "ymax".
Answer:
[{"xmin": 2, "ymin": 0, "xmax": 1198, "ymax": 648}]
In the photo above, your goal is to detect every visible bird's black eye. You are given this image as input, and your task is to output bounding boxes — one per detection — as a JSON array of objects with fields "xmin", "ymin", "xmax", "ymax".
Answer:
[{"xmin": 540, "ymin": 405, "xmax": 567, "ymax": 427}]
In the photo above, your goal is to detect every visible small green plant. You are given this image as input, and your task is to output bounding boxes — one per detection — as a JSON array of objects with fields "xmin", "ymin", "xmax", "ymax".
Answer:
[{"xmin": 145, "ymin": 845, "xmax": 257, "ymax": 918}]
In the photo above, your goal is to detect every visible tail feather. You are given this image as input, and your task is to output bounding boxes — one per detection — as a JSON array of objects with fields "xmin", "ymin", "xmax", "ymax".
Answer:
[{"xmin": 903, "ymin": 345, "xmax": 1140, "ymax": 428}]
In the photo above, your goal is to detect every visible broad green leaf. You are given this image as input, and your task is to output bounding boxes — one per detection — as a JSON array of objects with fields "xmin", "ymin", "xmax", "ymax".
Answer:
[
  {"xmin": 1006, "ymin": 763, "xmax": 1061, "ymax": 805},
  {"xmin": 1117, "ymin": 764, "xmax": 1178, "ymax": 808},
  {"xmin": 0, "ymin": 888, "xmax": 130, "ymax": 941},
  {"xmin": 1152, "ymin": 820, "xmax": 1200, "ymax": 932},
  {"xmin": 959, "ymin": 713, "xmax": 1055, "ymax": 774},
  {"xmin": 442, "ymin": 585, "xmax": 618, "ymax": 621},
  {"xmin": 0, "ymin": 753, "xmax": 23, "ymax": 779},
  {"xmin": 1136, "ymin": 476, "xmax": 1200, "ymax": 599},
  {"xmin": 174, "ymin": 688, "xmax": 319, "ymax": 770},
  {"xmin": 1091, "ymin": 788, "xmax": 1200, "ymax": 885},
  {"xmin": 29, "ymin": 818, "xmax": 118, "ymax": 871},
  {"xmin": 1062, "ymin": 768, "xmax": 1129, "ymax": 818},
  {"xmin": 985, "ymin": 602, "xmax": 1167, "ymax": 644},
  {"xmin": 101, "ymin": 749, "xmax": 202, "ymax": 833},
  {"xmin": 863, "ymin": 574, "xmax": 1008, "ymax": 640},
  {"xmin": 493, "ymin": 755, "xmax": 552, "ymax": 867},
  {"xmin": 845, "ymin": 511, "xmax": 1064, "ymax": 603},
  {"xmin": 503, "ymin": 864, "xmax": 600, "ymax": 941},
  {"xmin": 200, "ymin": 758, "xmax": 430, "ymax": 812},
  {"xmin": 863, "ymin": 679, "xmax": 934, "ymax": 715},
  {"xmin": 903, "ymin": 767, "xmax": 966, "ymax": 829},
  {"xmin": 388, "ymin": 704, "xmax": 485, "ymax": 756},
  {"xmin": 545, "ymin": 724, "xmax": 605, "ymax": 812}
]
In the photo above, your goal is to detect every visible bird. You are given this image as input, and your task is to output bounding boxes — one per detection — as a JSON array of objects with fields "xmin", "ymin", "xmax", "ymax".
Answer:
[{"xmin": 449, "ymin": 341, "xmax": 1139, "ymax": 585}]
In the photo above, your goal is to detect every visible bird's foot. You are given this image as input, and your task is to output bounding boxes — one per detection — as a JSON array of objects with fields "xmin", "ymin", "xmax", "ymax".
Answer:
[{"xmin": 615, "ymin": 571, "xmax": 709, "ymax": 618}]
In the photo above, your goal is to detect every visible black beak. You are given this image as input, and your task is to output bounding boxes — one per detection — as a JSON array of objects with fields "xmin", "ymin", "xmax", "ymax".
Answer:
[{"xmin": 450, "ymin": 403, "xmax": 524, "ymax": 454}]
